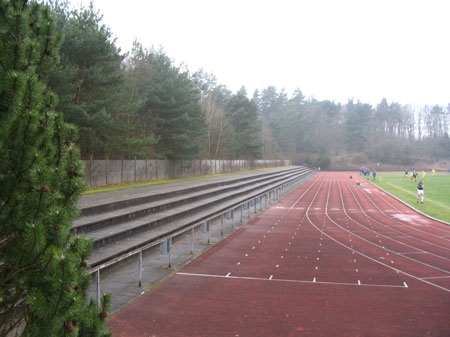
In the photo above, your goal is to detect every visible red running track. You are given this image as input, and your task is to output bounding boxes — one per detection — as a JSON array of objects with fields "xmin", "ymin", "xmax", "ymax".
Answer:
[{"xmin": 108, "ymin": 172, "xmax": 450, "ymax": 337}]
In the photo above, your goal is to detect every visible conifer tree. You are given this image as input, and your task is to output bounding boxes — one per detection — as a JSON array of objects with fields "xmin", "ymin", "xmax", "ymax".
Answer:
[
  {"xmin": 0, "ymin": 1, "xmax": 111, "ymax": 336},
  {"xmin": 128, "ymin": 43, "xmax": 206, "ymax": 159},
  {"xmin": 224, "ymin": 88, "xmax": 262, "ymax": 159}
]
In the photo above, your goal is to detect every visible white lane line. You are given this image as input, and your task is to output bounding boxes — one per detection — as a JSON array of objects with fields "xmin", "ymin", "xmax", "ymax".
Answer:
[
  {"xmin": 422, "ymin": 275, "xmax": 450, "ymax": 280},
  {"xmin": 177, "ymin": 272, "xmax": 408, "ymax": 288}
]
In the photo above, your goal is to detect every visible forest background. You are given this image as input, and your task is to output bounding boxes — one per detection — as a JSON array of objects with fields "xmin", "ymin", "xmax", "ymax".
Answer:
[{"xmin": 47, "ymin": 1, "xmax": 450, "ymax": 170}]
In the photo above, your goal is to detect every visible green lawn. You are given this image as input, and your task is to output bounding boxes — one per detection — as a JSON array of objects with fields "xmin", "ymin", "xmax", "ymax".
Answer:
[{"xmin": 365, "ymin": 172, "xmax": 450, "ymax": 224}]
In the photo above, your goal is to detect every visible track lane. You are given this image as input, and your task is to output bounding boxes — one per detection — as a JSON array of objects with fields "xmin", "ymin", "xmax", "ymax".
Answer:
[
  {"xmin": 304, "ymin": 173, "xmax": 408, "ymax": 287},
  {"xmin": 335, "ymin": 173, "xmax": 450, "ymax": 291},
  {"xmin": 347, "ymin": 176, "xmax": 450, "ymax": 245},
  {"xmin": 109, "ymin": 172, "xmax": 450, "ymax": 337}
]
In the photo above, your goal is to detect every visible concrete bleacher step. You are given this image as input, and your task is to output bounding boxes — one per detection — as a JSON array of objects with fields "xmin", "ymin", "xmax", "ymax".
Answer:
[
  {"xmin": 73, "ymin": 167, "xmax": 306, "ymax": 235},
  {"xmin": 73, "ymin": 174, "xmax": 263, "ymax": 233},
  {"xmin": 75, "ymin": 167, "xmax": 313, "ymax": 268},
  {"xmin": 89, "ymin": 188, "xmax": 270, "ymax": 267},
  {"xmin": 85, "ymin": 176, "xmax": 277, "ymax": 248},
  {"xmin": 78, "ymin": 168, "xmax": 301, "ymax": 217}
]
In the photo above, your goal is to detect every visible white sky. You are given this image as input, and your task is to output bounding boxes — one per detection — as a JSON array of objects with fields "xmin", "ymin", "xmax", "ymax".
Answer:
[{"xmin": 76, "ymin": 0, "xmax": 450, "ymax": 107}]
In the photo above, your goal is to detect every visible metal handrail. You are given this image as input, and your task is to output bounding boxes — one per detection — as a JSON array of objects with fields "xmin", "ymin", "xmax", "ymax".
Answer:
[{"xmin": 89, "ymin": 171, "xmax": 315, "ymax": 305}]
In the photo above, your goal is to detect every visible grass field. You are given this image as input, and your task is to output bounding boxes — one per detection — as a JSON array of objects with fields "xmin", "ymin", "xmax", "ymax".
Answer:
[{"xmin": 365, "ymin": 172, "xmax": 450, "ymax": 224}]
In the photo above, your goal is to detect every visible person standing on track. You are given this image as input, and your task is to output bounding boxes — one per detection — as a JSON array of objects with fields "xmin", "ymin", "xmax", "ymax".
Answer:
[{"xmin": 417, "ymin": 180, "xmax": 424, "ymax": 203}]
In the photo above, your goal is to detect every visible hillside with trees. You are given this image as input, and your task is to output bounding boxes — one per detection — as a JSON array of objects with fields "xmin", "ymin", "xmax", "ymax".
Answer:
[{"xmin": 42, "ymin": 1, "xmax": 450, "ymax": 170}]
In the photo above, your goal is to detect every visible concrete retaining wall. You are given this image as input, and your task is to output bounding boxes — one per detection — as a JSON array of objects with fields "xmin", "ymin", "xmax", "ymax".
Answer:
[{"xmin": 82, "ymin": 158, "xmax": 292, "ymax": 187}]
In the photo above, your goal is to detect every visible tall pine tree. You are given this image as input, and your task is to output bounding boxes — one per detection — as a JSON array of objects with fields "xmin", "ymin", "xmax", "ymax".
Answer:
[
  {"xmin": 126, "ymin": 44, "xmax": 206, "ymax": 159},
  {"xmin": 0, "ymin": 1, "xmax": 111, "ymax": 336},
  {"xmin": 224, "ymin": 88, "xmax": 262, "ymax": 160},
  {"xmin": 49, "ymin": 1, "xmax": 136, "ymax": 159}
]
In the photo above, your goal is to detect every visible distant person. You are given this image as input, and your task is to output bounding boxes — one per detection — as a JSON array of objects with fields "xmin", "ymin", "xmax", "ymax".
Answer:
[
  {"xmin": 417, "ymin": 180, "xmax": 424, "ymax": 203},
  {"xmin": 431, "ymin": 168, "xmax": 436, "ymax": 176},
  {"xmin": 372, "ymin": 170, "xmax": 376, "ymax": 180}
]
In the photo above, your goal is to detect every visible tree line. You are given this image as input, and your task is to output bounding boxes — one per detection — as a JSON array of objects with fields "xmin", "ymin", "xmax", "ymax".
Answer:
[
  {"xmin": 44, "ymin": 1, "xmax": 450, "ymax": 167},
  {"xmin": 257, "ymin": 90, "xmax": 450, "ymax": 168},
  {"xmin": 40, "ymin": 1, "xmax": 450, "ymax": 167},
  {"xmin": 45, "ymin": 1, "xmax": 261, "ymax": 161}
]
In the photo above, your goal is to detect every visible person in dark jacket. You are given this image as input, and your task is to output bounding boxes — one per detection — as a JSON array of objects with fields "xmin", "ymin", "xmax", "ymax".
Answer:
[{"xmin": 417, "ymin": 180, "xmax": 424, "ymax": 203}]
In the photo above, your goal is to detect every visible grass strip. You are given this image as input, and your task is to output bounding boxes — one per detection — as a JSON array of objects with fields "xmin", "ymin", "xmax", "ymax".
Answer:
[{"xmin": 365, "ymin": 172, "xmax": 450, "ymax": 223}]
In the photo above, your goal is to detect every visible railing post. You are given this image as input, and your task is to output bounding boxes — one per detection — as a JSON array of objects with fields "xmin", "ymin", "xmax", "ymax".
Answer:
[
  {"xmin": 96, "ymin": 270, "xmax": 101, "ymax": 307},
  {"xmin": 159, "ymin": 238, "xmax": 172, "ymax": 268},
  {"xmin": 138, "ymin": 251, "xmax": 143, "ymax": 287},
  {"xmin": 190, "ymin": 228, "xmax": 195, "ymax": 254},
  {"xmin": 168, "ymin": 238, "xmax": 172, "ymax": 268}
]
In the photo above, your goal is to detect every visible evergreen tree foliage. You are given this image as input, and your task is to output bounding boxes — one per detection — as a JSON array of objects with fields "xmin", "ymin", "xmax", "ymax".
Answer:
[
  {"xmin": 48, "ymin": 1, "xmax": 152, "ymax": 159},
  {"xmin": 256, "ymin": 86, "xmax": 288, "ymax": 159},
  {"xmin": 224, "ymin": 87, "xmax": 262, "ymax": 159},
  {"xmin": 0, "ymin": 1, "xmax": 111, "ymax": 336},
  {"xmin": 127, "ymin": 44, "xmax": 206, "ymax": 159},
  {"xmin": 5, "ymin": 2, "xmax": 446, "ymax": 168},
  {"xmin": 344, "ymin": 100, "xmax": 372, "ymax": 152}
]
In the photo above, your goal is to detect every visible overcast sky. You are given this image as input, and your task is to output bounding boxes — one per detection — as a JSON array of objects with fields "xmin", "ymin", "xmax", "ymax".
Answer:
[{"xmin": 77, "ymin": 0, "xmax": 449, "ymax": 107}]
